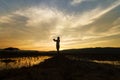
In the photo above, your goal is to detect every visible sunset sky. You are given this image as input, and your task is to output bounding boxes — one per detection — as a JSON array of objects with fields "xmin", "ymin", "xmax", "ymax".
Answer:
[{"xmin": 0, "ymin": 0, "xmax": 120, "ymax": 51}]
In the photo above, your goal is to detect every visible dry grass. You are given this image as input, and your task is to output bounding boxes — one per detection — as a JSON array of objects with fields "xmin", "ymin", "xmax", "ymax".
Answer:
[{"xmin": 0, "ymin": 55, "xmax": 120, "ymax": 80}]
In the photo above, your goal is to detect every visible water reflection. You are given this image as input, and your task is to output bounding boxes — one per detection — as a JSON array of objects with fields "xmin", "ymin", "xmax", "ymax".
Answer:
[
  {"xmin": 91, "ymin": 60, "xmax": 120, "ymax": 66},
  {"xmin": 0, "ymin": 56, "xmax": 51, "ymax": 70},
  {"xmin": 66, "ymin": 55, "xmax": 120, "ymax": 66}
]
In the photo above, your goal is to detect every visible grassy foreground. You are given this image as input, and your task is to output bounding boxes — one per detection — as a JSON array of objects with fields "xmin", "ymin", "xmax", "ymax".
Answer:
[{"xmin": 0, "ymin": 55, "xmax": 120, "ymax": 80}]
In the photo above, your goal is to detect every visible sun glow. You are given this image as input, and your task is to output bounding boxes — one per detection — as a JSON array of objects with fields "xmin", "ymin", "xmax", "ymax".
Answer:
[{"xmin": 0, "ymin": 0, "xmax": 120, "ymax": 51}]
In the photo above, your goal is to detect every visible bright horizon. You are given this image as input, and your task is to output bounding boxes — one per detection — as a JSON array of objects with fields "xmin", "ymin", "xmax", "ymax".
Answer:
[{"xmin": 0, "ymin": 0, "xmax": 120, "ymax": 51}]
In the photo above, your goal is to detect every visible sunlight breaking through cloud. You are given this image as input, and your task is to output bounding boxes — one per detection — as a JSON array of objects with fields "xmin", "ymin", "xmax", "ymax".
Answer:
[{"xmin": 0, "ymin": 0, "xmax": 120, "ymax": 50}]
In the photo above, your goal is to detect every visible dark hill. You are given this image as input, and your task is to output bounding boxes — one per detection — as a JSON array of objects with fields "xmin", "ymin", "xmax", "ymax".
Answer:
[
  {"xmin": 61, "ymin": 47, "xmax": 120, "ymax": 54},
  {"xmin": 3, "ymin": 47, "xmax": 20, "ymax": 50}
]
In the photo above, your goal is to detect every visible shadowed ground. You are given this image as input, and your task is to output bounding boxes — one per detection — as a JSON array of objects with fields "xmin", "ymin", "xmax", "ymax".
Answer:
[{"xmin": 0, "ymin": 55, "xmax": 120, "ymax": 80}]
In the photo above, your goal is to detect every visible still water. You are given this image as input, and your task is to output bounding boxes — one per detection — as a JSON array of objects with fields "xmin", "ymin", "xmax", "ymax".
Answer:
[
  {"xmin": 0, "ymin": 56, "xmax": 51, "ymax": 70},
  {"xmin": 67, "ymin": 56, "xmax": 120, "ymax": 66}
]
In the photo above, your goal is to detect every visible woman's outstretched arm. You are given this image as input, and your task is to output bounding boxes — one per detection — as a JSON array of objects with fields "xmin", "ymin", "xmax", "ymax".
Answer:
[{"xmin": 53, "ymin": 39, "xmax": 57, "ymax": 42}]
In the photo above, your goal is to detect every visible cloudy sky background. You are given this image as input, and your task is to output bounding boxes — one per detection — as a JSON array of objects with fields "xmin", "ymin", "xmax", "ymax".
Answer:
[{"xmin": 0, "ymin": 0, "xmax": 120, "ymax": 51}]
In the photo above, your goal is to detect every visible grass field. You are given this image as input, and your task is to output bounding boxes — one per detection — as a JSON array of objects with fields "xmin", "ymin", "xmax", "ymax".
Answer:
[
  {"xmin": 0, "ymin": 47, "xmax": 120, "ymax": 80},
  {"xmin": 0, "ymin": 55, "xmax": 120, "ymax": 80}
]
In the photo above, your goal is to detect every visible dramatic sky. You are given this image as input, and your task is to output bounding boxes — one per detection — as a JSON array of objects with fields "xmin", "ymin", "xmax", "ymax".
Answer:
[{"xmin": 0, "ymin": 0, "xmax": 120, "ymax": 51}]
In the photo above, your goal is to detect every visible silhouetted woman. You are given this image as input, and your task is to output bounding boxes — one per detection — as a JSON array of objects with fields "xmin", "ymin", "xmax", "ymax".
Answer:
[{"xmin": 53, "ymin": 37, "xmax": 60, "ymax": 54}]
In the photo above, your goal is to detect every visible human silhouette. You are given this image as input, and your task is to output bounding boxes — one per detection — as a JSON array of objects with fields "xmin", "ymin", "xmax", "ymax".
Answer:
[{"xmin": 53, "ymin": 37, "xmax": 60, "ymax": 54}]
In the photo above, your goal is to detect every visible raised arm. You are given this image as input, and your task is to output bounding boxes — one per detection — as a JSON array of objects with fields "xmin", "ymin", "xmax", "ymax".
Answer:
[{"xmin": 53, "ymin": 39, "xmax": 57, "ymax": 42}]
